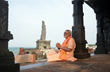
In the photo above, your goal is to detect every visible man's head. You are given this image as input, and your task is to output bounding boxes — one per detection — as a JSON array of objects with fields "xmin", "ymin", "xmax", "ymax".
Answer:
[{"xmin": 64, "ymin": 30, "xmax": 71, "ymax": 38}]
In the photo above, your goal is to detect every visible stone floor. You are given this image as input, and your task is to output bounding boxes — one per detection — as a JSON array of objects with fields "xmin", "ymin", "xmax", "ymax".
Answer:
[{"xmin": 20, "ymin": 54, "xmax": 110, "ymax": 72}]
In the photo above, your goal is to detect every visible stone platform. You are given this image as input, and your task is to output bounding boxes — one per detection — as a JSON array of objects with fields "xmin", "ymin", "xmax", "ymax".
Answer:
[
  {"xmin": 20, "ymin": 54, "xmax": 110, "ymax": 72},
  {"xmin": 15, "ymin": 54, "xmax": 36, "ymax": 63}
]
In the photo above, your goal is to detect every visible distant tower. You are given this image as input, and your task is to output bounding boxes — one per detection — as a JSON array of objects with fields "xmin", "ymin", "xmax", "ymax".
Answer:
[
  {"xmin": 40, "ymin": 21, "xmax": 46, "ymax": 40},
  {"xmin": 36, "ymin": 21, "xmax": 51, "ymax": 49}
]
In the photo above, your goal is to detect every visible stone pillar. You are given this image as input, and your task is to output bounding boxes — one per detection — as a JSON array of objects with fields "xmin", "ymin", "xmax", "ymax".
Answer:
[
  {"xmin": 94, "ymin": 8, "xmax": 108, "ymax": 54},
  {"xmin": 36, "ymin": 40, "xmax": 51, "ymax": 49},
  {"xmin": 0, "ymin": 0, "xmax": 19, "ymax": 72},
  {"xmin": 72, "ymin": 0, "xmax": 90, "ymax": 59},
  {"xmin": 104, "ymin": 19, "xmax": 110, "ymax": 52}
]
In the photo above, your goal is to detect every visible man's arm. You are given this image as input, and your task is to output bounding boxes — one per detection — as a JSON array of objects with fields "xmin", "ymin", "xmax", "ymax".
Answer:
[
  {"xmin": 60, "ymin": 46, "xmax": 72, "ymax": 52},
  {"xmin": 56, "ymin": 43, "xmax": 72, "ymax": 52},
  {"xmin": 56, "ymin": 38, "xmax": 75, "ymax": 52}
]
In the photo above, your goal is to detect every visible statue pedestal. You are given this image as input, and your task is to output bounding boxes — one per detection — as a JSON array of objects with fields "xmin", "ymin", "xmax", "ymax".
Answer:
[{"xmin": 36, "ymin": 40, "xmax": 51, "ymax": 49}]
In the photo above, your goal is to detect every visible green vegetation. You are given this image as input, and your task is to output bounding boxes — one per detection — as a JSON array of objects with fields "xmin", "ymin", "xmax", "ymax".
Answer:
[{"xmin": 88, "ymin": 44, "xmax": 97, "ymax": 47}]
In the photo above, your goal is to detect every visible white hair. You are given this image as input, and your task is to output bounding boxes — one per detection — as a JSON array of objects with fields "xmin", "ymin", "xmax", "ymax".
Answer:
[{"xmin": 65, "ymin": 30, "xmax": 71, "ymax": 35}]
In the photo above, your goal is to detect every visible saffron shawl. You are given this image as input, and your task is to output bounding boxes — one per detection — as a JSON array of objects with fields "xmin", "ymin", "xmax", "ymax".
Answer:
[{"xmin": 59, "ymin": 36, "xmax": 71, "ymax": 60}]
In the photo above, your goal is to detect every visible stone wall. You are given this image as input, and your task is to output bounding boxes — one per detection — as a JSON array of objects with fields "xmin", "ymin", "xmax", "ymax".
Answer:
[
  {"xmin": 24, "ymin": 48, "xmax": 51, "ymax": 60},
  {"xmin": 14, "ymin": 54, "xmax": 36, "ymax": 63},
  {"xmin": 24, "ymin": 48, "xmax": 45, "ymax": 60}
]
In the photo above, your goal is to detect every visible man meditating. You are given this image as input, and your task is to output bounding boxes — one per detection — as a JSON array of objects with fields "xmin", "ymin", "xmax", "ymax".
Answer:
[{"xmin": 47, "ymin": 30, "xmax": 77, "ymax": 62}]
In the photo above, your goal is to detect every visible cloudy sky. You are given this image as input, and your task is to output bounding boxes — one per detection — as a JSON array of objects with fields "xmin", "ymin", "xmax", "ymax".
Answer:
[{"xmin": 6, "ymin": 0, "xmax": 97, "ymax": 47}]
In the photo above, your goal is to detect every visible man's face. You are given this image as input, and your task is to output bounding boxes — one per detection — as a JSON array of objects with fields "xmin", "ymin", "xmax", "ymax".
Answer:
[{"xmin": 64, "ymin": 31, "xmax": 70, "ymax": 38}]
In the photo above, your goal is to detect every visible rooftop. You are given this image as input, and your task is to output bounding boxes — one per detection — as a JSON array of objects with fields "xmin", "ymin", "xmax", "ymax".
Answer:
[{"xmin": 20, "ymin": 54, "xmax": 110, "ymax": 72}]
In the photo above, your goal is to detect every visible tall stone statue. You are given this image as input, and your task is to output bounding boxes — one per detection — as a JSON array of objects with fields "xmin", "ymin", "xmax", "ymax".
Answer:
[
  {"xmin": 40, "ymin": 21, "xmax": 46, "ymax": 40},
  {"xmin": 36, "ymin": 21, "xmax": 51, "ymax": 49}
]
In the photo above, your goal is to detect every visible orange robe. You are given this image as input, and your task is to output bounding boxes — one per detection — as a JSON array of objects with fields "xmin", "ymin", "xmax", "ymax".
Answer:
[{"xmin": 47, "ymin": 36, "xmax": 77, "ymax": 62}]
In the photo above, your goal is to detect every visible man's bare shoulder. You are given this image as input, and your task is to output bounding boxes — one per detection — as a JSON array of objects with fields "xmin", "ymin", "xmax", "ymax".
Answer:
[
  {"xmin": 70, "ymin": 38, "xmax": 75, "ymax": 41},
  {"xmin": 68, "ymin": 37, "xmax": 76, "ymax": 49},
  {"xmin": 68, "ymin": 38, "xmax": 75, "ymax": 44}
]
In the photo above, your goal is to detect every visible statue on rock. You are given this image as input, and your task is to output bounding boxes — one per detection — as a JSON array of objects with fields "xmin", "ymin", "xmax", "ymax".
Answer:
[{"xmin": 36, "ymin": 21, "xmax": 51, "ymax": 49}]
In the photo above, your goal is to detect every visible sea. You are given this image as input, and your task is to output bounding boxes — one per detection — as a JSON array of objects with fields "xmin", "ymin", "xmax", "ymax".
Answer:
[
  {"xmin": 9, "ymin": 47, "xmax": 94, "ymax": 56},
  {"xmin": 8, "ymin": 47, "xmax": 58, "ymax": 55}
]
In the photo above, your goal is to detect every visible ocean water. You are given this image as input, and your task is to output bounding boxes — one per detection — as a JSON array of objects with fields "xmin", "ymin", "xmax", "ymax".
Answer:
[
  {"xmin": 9, "ymin": 47, "xmax": 58, "ymax": 55},
  {"xmin": 9, "ymin": 47, "xmax": 36, "ymax": 55}
]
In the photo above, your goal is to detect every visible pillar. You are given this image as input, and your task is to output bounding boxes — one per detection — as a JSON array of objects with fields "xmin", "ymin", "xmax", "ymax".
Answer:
[
  {"xmin": 104, "ymin": 19, "xmax": 110, "ymax": 53},
  {"xmin": 72, "ymin": 0, "xmax": 90, "ymax": 59},
  {"xmin": 0, "ymin": 0, "xmax": 20, "ymax": 72},
  {"xmin": 94, "ymin": 8, "xmax": 108, "ymax": 54}
]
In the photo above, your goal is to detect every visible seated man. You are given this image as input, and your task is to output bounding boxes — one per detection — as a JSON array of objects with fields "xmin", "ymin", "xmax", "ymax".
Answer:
[{"xmin": 47, "ymin": 30, "xmax": 77, "ymax": 62}]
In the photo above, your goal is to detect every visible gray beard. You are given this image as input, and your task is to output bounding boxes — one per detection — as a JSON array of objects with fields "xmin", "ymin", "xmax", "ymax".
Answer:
[{"xmin": 64, "ymin": 35, "xmax": 69, "ymax": 38}]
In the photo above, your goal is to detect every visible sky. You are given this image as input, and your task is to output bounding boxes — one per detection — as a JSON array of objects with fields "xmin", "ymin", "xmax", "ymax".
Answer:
[{"xmin": 6, "ymin": 0, "xmax": 97, "ymax": 47}]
